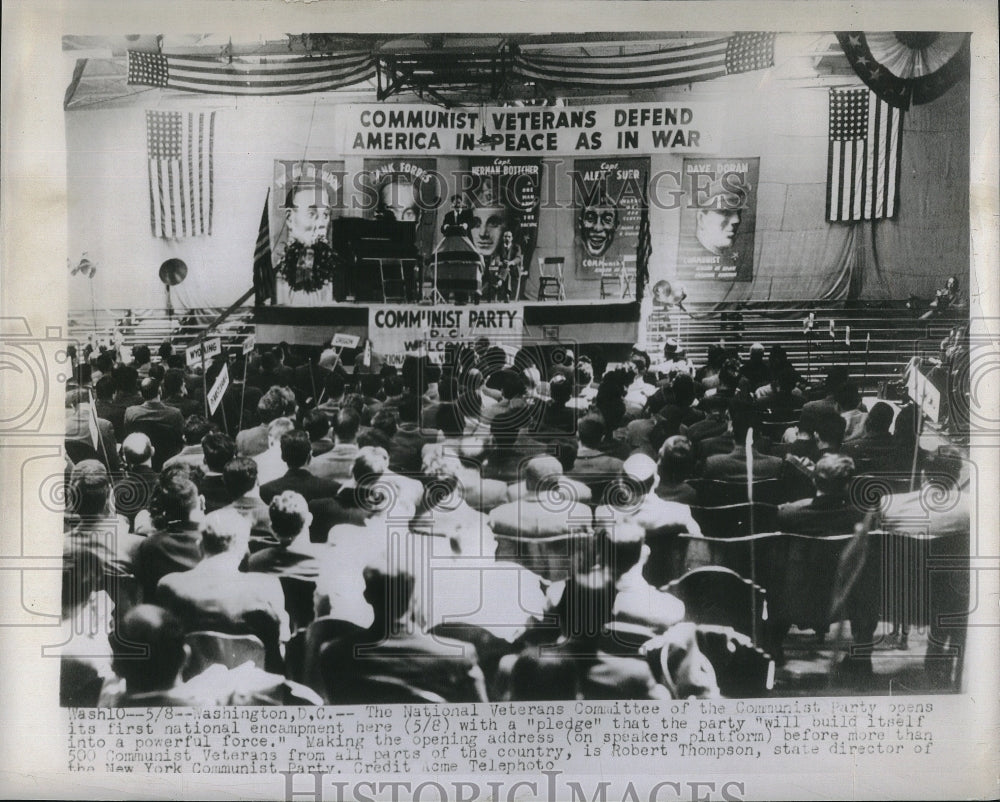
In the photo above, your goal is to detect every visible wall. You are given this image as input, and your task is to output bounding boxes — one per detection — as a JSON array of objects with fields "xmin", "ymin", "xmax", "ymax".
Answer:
[{"xmin": 65, "ymin": 72, "xmax": 968, "ymax": 310}]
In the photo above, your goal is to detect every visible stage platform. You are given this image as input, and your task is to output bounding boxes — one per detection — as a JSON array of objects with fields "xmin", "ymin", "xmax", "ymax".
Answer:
[{"xmin": 69, "ymin": 300, "xmax": 967, "ymax": 393}]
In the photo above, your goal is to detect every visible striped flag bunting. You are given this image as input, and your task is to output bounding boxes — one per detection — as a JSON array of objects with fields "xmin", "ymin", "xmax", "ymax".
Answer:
[
  {"xmin": 512, "ymin": 33, "xmax": 774, "ymax": 90},
  {"xmin": 145, "ymin": 110, "xmax": 215, "ymax": 238},
  {"xmin": 826, "ymin": 88, "xmax": 903, "ymax": 222},
  {"xmin": 128, "ymin": 50, "xmax": 376, "ymax": 95}
]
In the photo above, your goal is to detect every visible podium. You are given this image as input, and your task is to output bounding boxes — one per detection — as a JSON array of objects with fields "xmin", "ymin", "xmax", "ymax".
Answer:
[{"xmin": 429, "ymin": 233, "xmax": 483, "ymax": 302}]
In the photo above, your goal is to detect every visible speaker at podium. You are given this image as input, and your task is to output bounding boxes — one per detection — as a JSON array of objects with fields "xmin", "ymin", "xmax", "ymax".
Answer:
[{"xmin": 429, "ymin": 233, "xmax": 484, "ymax": 303}]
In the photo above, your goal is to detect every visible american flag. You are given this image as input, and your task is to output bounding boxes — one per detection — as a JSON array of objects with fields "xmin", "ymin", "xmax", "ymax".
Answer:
[
  {"xmin": 513, "ymin": 32, "xmax": 774, "ymax": 90},
  {"xmin": 826, "ymin": 88, "xmax": 903, "ymax": 222},
  {"xmin": 128, "ymin": 50, "xmax": 375, "ymax": 96},
  {"xmin": 253, "ymin": 189, "xmax": 275, "ymax": 305},
  {"xmin": 145, "ymin": 110, "xmax": 215, "ymax": 238}
]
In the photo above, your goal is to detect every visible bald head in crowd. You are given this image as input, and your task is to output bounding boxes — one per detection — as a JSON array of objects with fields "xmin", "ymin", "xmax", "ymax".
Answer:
[
  {"xmin": 524, "ymin": 455, "xmax": 564, "ymax": 494},
  {"xmin": 139, "ymin": 377, "xmax": 161, "ymax": 401},
  {"xmin": 121, "ymin": 432, "xmax": 153, "ymax": 467},
  {"xmin": 621, "ymin": 453, "xmax": 659, "ymax": 498}
]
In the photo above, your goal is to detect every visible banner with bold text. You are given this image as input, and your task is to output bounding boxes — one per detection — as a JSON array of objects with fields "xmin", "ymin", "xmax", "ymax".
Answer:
[
  {"xmin": 368, "ymin": 304, "xmax": 524, "ymax": 366},
  {"xmin": 339, "ymin": 102, "xmax": 721, "ymax": 156}
]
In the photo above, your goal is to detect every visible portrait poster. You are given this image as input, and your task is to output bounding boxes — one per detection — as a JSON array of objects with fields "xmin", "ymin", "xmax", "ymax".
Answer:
[
  {"xmin": 464, "ymin": 156, "xmax": 543, "ymax": 293},
  {"xmin": 360, "ymin": 157, "xmax": 439, "ymax": 258},
  {"xmin": 270, "ymin": 159, "xmax": 345, "ymax": 306},
  {"xmin": 573, "ymin": 157, "xmax": 650, "ymax": 291},
  {"xmin": 676, "ymin": 156, "xmax": 759, "ymax": 282}
]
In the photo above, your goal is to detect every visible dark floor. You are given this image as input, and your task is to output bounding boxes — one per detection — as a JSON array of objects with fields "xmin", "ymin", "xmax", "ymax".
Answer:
[{"xmin": 774, "ymin": 621, "xmax": 960, "ymax": 696}]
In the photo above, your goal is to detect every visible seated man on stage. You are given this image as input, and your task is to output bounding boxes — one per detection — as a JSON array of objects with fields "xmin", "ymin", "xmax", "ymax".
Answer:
[{"xmin": 486, "ymin": 229, "xmax": 523, "ymax": 302}]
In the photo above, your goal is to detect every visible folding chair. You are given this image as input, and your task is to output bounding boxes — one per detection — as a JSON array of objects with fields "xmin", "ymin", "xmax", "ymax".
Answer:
[
  {"xmin": 599, "ymin": 271, "xmax": 617, "ymax": 299},
  {"xmin": 663, "ymin": 566, "xmax": 768, "ymax": 645},
  {"xmin": 493, "ymin": 530, "xmax": 595, "ymax": 582},
  {"xmin": 537, "ymin": 257, "xmax": 566, "ymax": 301},
  {"xmin": 758, "ymin": 418, "xmax": 798, "ymax": 442},
  {"xmin": 375, "ymin": 258, "xmax": 409, "ymax": 303},
  {"xmin": 599, "ymin": 255, "xmax": 636, "ymax": 299},
  {"xmin": 621, "ymin": 254, "xmax": 636, "ymax": 298}
]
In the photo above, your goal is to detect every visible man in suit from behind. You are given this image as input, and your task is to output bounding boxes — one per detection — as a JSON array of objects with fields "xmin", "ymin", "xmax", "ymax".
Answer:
[
  {"xmin": 569, "ymin": 415, "xmax": 624, "ymax": 503},
  {"xmin": 161, "ymin": 368, "xmax": 201, "ymax": 421},
  {"xmin": 253, "ymin": 417, "xmax": 297, "ymax": 486},
  {"xmin": 221, "ymin": 457, "xmax": 276, "ymax": 552},
  {"xmin": 841, "ymin": 402, "xmax": 902, "ymax": 473},
  {"xmin": 237, "ymin": 387, "xmax": 295, "ymax": 458},
  {"xmin": 156, "ymin": 508, "xmax": 289, "ymax": 673},
  {"xmin": 489, "ymin": 455, "xmax": 593, "ymax": 542},
  {"xmin": 260, "ymin": 430, "xmax": 341, "ymax": 504},
  {"xmin": 311, "ymin": 407, "xmax": 362, "ymax": 483},
  {"xmin": 321, "ymin": 564, "xmax": 488, "ymax": 704},
  {"xmin": 65, "ymin": 388, "xmax": 120, "ymax": 472},
  {"xmin": 133, "ymin": 466, "xmax": 205, "ymax": 601},
  {"xmin": 195, "ymin": 432, "xmax": 237, "ymax": 513},
  {"xmin": 599, "ymin": 522, "xmax": 686, "ymax": 633},
  {"xmin": 302, "ymin": 408, "xmax": 335, "ymax": 458},
  {"xmin": 163, "ymin": 414, "xmax": 214, "ymax": 472},
  {"xmin": 248, "ymin": 491, "xmax": 331, "ymax": 581},
  {"xmin": 777, "ymin": 453, "xmax": 865, "ymax": 536},
  {"xmin": 124, "ymin": 378, "xmax": 184, "ymax": 468},
  {"xmin": 702, "ymin": 400, "xmax": 783, "ymax": 482},
  {"xmin": 114, "ymin": 432, "xmax": 159, "ymax": 527},
  {"xmin": 595, "ymin": 454, "xmax": 701, "ymax": 547}
]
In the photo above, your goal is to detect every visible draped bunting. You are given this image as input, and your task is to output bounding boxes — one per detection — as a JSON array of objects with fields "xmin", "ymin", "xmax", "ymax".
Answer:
[
  {"xmin": 127, "ymin": 50, "xmax": 376, "ymax": 95},
  {"xmin": 835, "ymin": 32, "xmax": 970, "ymax": 110},
  {"xmin": 104, "ymin": 37, "xmax": 778, "ymax": 102},
  {"xmin": 511, "ymin": 33, "xmax": 775, "ymax": 91}
]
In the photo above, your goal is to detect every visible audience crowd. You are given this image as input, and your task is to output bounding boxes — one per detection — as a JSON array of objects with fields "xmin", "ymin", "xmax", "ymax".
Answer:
[{"xmin": 60, "ymin": 335, "xmax": 968, "ymax": 706}]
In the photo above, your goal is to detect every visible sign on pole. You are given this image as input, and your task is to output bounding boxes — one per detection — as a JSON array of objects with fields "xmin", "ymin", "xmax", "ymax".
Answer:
[
  {"xmin": 242, "ymin": 333, "xmax": 256, "ymax": 355},
  {"xmin": 186, "ymin": 337, "xmax": 222, "ymax": 367},
  {"xmin": 331, "ymin": 332, "xmax": 360, "ymax": 349},
  {"xmin": 207, "ymin": 363, "xmax": 230, "ymax": 415}
]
